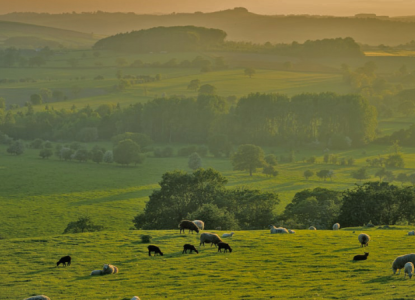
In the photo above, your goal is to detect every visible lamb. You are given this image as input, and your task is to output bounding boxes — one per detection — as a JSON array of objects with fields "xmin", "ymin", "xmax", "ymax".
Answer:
[
  {"xmin": 148, "ymin": 245, "xmax": 164, "ymax": 256},
  {"xmin": 193, "ymin": 220, "xmax": 204, "ymax": 230},
  {"xmin": 392, "ymin": 254, "xmax": 415, "ymax": 275},
  {"xmin": 353, "ymin": 252, "xmax": 369, "ymax": 261},
  {"xmin": 222, "ymin": 232, "xmax": 234, "ymax": 238},
  {"xmin": 408, "ymin": 231, "xmax": 415, "ymax": 236},
  {"xmin": 179, "ymin": 220, "xmax": 200, "ymax": 234},
  {"xmin": 90, "ymin": 270, "xmax": 103, "ymax": 276},
  {"xmin": 200, "ymin": 232, "xmax": 223, "ymax": 247},
  {"xmin": 218, "ymin": 242, "xmax": 232, "ymax": 253},
  {"xmin": 103, "ymin": 263, "xmax": 119, "ymax": 274},
  {"xmin": 269, "ymin": 225, "xmax": 288, "ymax": 234},
  {"xmin": 405, "ymin": 262, "xmax": 414, "ymax": 279},
  {"xmin": 56, "ymin": 255, "xmax": 71, "ymax": 267},
  {"xmin": 24, "ymin": 296, "xmax": 51, "ymax": 300},
  {"xmin": 309, "ymin": 226, "xmax": 317, "ymax": 230},
  {"xmin": 332, "ymin": 223, "xmax": 340, "ymax": 230},
  {"xmin": 358, "ymin": 233, "xmax": 371, "ymax": 247},
  {"xmin": 182, "ymin": 244, "xmax": 199, "ymax": 254},
  {"xmin": 288, "ymin": 229, "xmax": 296, "ymax": 234}
]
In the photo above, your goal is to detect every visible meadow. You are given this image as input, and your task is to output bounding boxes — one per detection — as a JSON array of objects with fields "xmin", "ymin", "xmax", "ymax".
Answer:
[{"xmin": 1, "ymin": 227, "xmax": 415, "ymax": 300}]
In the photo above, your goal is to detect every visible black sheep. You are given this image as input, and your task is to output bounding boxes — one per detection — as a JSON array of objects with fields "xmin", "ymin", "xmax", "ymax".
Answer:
[
  {"xmin": 148, "ymin": 245, "xmax": 163, "ymax": 256},
  {"xmin": 56, "ymin": 255, "xmax": 71, "ymax": 267},
  {"xmin": 353, "ymin": 252, "xmax": 369, "ymax": 261},
  {"xmin": 179, "ymin": 220, "xmax": 200, "ymax": 234},
  {"xmin": 182, "ymin": 244, "xmax": 199, "ymax": 254},
  {"xmin": 217, "ymin": 242, "xmax": 232, "ymax": 253}
]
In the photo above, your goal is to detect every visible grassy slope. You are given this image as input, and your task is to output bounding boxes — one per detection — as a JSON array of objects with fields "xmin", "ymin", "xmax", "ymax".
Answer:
[{"xmin": 1, "ymin": 227, "xmax": 415, "ymax": 300}]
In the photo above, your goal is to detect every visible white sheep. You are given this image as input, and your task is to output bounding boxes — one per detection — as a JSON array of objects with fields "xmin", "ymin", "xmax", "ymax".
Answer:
[
  {"xmin": 358, "ymin": 233, "xmax": 370, "ymax": 247},
  {"xmin": 222, "ymin": 232, "xmax": 234, "ymax": 238},
  {"xmin": 408, "ymin": 231, "xmax": 415, "ymax": 236},
  {"xmin": 131, "ymin": 297, "xmax": 141, "ymax": 300},
  {"xmin": 392, "ymin": 254, "xmax": 415, "ymax": 274},
  {"xmin": 103, "ymin": 264, "xmax": 119, "ymax": 274},
  {"xmin": 288, "ymin": 229, "xmax": 296, "ymax": 234},
  {"xmin": 269, "ymin": 225, "xmax": 288, "ymax": 234},
  {"xmin": 332, "ymin": 223, "xmax": 340, "ymax": 230},
  {"xmin": 192, "ymin": 220, "xmax": 204, "ymax": 230},
  {"xmin": 309, "ymin": 226, "xmax": 316, "ymax": 230},
  {"xmin": 405, "ymin": 262, "xmax": 414, "ymax": 279},
  {"xmin": 24, "ymin": 296, "xmax": 50, "ymax": 300}
]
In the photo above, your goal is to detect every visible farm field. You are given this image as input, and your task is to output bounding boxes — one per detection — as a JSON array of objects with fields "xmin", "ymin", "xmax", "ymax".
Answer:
[
  {"xmin": 1, "ymin": 142, "xmax": 415, "ymax": 239},
  {"xmin": 1, "ymin": 227, "xmax": 415, "ymax": 300}
]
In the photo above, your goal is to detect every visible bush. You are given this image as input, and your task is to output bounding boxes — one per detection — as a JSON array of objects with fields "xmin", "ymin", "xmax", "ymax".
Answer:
[
  {"xmin": 154, "ymin": 147, "xmax": 174, "ymax": 158},
  {"xmin": 188, "ymin": 152, "xmax": 202, "ymax": 170},
  {"xmin": 385, "ymin": 153, "xmax": 405, "ymax": 168},
  {"xmin": 304, "ymin": 169, "xmax": 314, "ymax": 180},
  {"xmin": 187, "ymin": 203, "xmax": 239, "ymax": 230},
  {"xmin": 103, "ymin": 150, "xmax": 113, "ymax": 163},
  {"xmin": 178, "ymin": 145, "xmax": 197, "ymax": 157},
  {"xmin": 306, "ymin": 156, "xmax": 316, "ymax": 164},
  {"xmin": 265, "ymin": 154, "xmax": 278, "ymax": 166},
  {"xmin": 63, "ymin": 216, "xmax": 104, "ymax": 234},
  {"xmin": 30, "ymin": 138, "xmax": 44, "ymax": 149},
  {"xmin": 263, "ymin": 165, "xmax": 278, "ymax": 177},
  {"xmin": 39, "ymin": 148, "xmax": 53, "ymax": 159},
  {"xmin": 7, "ymin": 140, "xmax": 25, "ymax": 155},
  {"xmin": 140, "ymin": 235, "xmax": 152, "ymax": 243}
]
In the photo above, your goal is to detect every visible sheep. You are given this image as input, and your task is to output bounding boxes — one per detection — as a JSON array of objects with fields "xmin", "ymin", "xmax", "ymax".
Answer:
[
  {"xmin": 222, "ymin": 232, "xmax": 234, "ymax": 238},
  {"xmin": 358, "ymin": 233, "xmax": 371, "ymax": 247},
  {"xmin": 103, "ymin": 263, "xmax": 119, "ymax": 274},
  {"xmin": 148, "ymin": 245, "xmax": 164, "ymax": 256},
  {"xmin": 392, "ymin": 254, "xmax": 415, "ymax": 275},
  {"xmin": 24, "ymin": 296, "xmax": 51, "ymax": 300},
  {"xmin": 408, "ymin": 231, "xmax": 415, "ymax": 236},
  {"xmin": 90, "ymin": 270, "xmax": 103, "ymax": 276},
  {"xmin": 405, "ymin": 262, "xmax": 414, "ymax": 279},
  {"xmin": 182, "ymin": 244, "xmax": 199, "ymax": 254},
  {"xmin": 218, "ymin": 242, "xmax": 232, "ymax": 253},
  {"xmin": 192, "ymin": 220, "xmax": 204, "ymax": 230},
  {"xmin": 179, "ymin": 220, "xmax": 200, "ymax": 234},
  {"xmin": 200, "ymin": 232, "xmax": 223, "ymax": 247},
  {"xmin": 353, "ymin": 252, "xmax": 369, "ymax": 261},
  {"xmin": 131, "ymin": 297, "xmax": 141, "ymax": 300},
  {"xmin": 288, "ymin": 229, "xmax": 296, "ymax": 234},
  {"xmin": 269, "ymin": 225, "xmax": 288, "ymax": 234},
  {"xmin": 56, "ymin": 255, "xmax": 71, "ymax": 267},
  {"xmin": 332, "ymin": 223, "xmax": 340, "ymax": 230},
  {"xmin": 309, "ymin": 226, "xmax": 317, "ymax": 230}
]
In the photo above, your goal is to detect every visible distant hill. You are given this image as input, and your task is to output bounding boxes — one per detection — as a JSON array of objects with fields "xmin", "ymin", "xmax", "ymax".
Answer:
[
  {"xmin": 1, "ymin": 8, "xmax": 415, "ymax": 45},
  {"xmin": 0, "ymin": 20, "xmax": 99, "ymax": 48}
]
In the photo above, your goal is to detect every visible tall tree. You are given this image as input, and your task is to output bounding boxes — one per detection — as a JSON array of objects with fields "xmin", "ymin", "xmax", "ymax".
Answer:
[{"xmin": 232, "ymin": 144, "xmax": 265, "ymax": 176}]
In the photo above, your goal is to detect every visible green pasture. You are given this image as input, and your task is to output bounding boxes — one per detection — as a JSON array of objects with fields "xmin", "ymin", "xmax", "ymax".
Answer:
[
  {"xmin": 1, "ymin": 141, "xmax": 415, "ymax": 239},
  {"xmin": 1, "ymin": 227, "xmax": 415, "ymax": 299}
]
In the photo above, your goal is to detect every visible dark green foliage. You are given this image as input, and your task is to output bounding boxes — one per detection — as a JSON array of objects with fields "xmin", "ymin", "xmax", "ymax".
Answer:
[
  {"xmin": 91, "ymin": 149, "xmax": 104, "ymax": 164},
  {"xmin": 304, "ymin": 169, "xmax": 314, "ymax": 180},
  {"xmin": 232, "ymin": 144, "xmax": 265, "ymax": 176},
  {"xmin": 198, "ymin": 84, "xmax": 216, "ymax": 95},
  {"xmin": 262, "ymin": 165, "xmax": 278, "ymax": 177},
  {"xmin": 397, "ymin": 173, "xmax": 408, "ymax": 184},
  {"xmin": 154, "ymin": 147, "xmax": 174, "ymax": 158},
  {"xmin": 187, "ymin": 79, "xmax": 200, "ymax": 91},
  {"xmin": 347, "ymin": 157, "xmax": 355, "ymax": 166},
  {"xmin": 283, "ymin": 188, "xmax": 342, "ymax": 229},
  {"xmin": 77, "ymin": 127, "xmax": 98, "ymax": 142},
  {"xmin": 187, "ymin": 203, "xmax": 239, "ymax": 230},
  {"xmin": 244, "ymin": 67, "xmax": 255, "ymax": 78},
  {"xmin": 178, "ymin": 145, "xmax": 197, "ymax": 157},
  {"xmin": 94, "ymin": 26, "xmax": 227, "ymax": 52},
  {"xmin": 316, "ymin": 169, "xmax": 333, "ymax": 181},
  {"xmin": 338, "ymin": 182, "xmax": 415, "ymax": 227},
  {"xmin": 188, "ymin": 152, "xmax": 202, "ymax": 170},
  {"xmin": 112, "ymin": 132, "xmax": 152, "ymax": 149},
  {"xmin": 30, "ymin": 138, "xmax": 43, "ymax": 149},
  {"xmin": 60, "ymin": 147, "xmax": 74, "ymax": 161},
  {"xmin": 351, "ymin": 167, "xmax": 370, "ymax": 181},
  {"xmin": 30, "ymin": 94, "xmax": 42, "ymax": 105},
  {"xmin": 39, "ymin": 148, "xmax": 52, "ymax": 159},
  {"xmin": 113, "ymin": 139, "xmax": 141, "ymax": 165},
  {"xmin": 63, "ymin": 216, "xmax": 104, "ymax": 234},
  {"xmin": 265, "ymin": 154, "xmax": 278, "ymax": 166},
  {"xmin": 140, "ymin": 235, "xmax": 152, "ymax": 243},
  {"xmin": 7, "ymin": 140, "xmax": 24, "ymax": 155},
  {"xmin": 208, "ymin": 134, "xmax": 232, "ymax": 158},
  {"xmin": 385, "ymin": 153, "xmax": 405, "ymax": 168}
]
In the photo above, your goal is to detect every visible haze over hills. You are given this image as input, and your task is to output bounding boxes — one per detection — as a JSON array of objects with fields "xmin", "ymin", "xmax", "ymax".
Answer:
[{"xmin": 2, "ymin": 8, "xmax": 415, "ymax": 45}]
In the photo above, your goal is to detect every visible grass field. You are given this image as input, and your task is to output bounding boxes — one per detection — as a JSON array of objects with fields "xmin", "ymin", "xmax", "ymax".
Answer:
[{"xmin": 1, "ymin": 227, "xmax": 415, "ymax": 300}]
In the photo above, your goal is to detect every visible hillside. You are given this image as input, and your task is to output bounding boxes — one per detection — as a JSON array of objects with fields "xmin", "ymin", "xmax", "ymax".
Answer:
[
  {"xmin": 2, "ymin": 9, "xmax": 415, "ymax": 45},
  {"xmin": 1, "ymin": 228, "xmax": 414, "ymax": 299},
  {"xmin": 0, "ymin": 20, "xmax": 99, "ymax": 48}
]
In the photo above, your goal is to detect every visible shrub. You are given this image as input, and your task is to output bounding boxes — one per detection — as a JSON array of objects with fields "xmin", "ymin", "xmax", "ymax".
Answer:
[
  {"xmin": 140, "ymin": 235, "xmax": 152, "ymax": 243},
  {"xmin": 7, "ymin": 140, "xmax": 25, "ymax": 155},
  {"xmin": 304, "ymin": 169, "xmax": 314, "ymax": 180},
  {"xmin": 178, "ymin": 145, "xmax": 197, "ymax": 157},
  {"xmin": 263, "ymin": 165, "xmax": 278, "ymax": 177},
  {"xmin": 103, "ymin": 150, "xmax": 114, "ymax": 163},
  {"xmin": 385, "ymin": 153, "xmax": 405, "ymax": 168},
  {"xmin": 306, "ymin": 156, "xmax": 317, "ymax": 164},
  {"xmin": 63, "ymin": 216, "xmax": 104, "ymax": 234},
  {"xmin": 39, "ymin": 148, "xmax": 53, "ymax": 159},
  {"xmin": 265, "ymin": 154, "xmax": 278, "ymax": 166},
  {"xmin": 188, "ymin": 152, "xmax": 202, "ymax": 170},
  {"xmin": 30, "ymin": 138, "xmax": 44, "ymax": 149}
]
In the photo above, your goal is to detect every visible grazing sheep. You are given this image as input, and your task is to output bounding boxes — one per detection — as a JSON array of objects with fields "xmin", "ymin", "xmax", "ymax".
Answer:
[
  {"xmin": 222, "ymin": 232, "xmax": 234, "ymax": 238},
  {"xmin": 358, "ymin": 233, "xmax": 371, "ymax": 247},
  {"xmin": 269, "ymin": 225, "xmax": 288, "ymax": 234},
  {"xmin": 131, "ymin": 297, "xmax": 141, "ymax": 300},
  {"xmin": 405, "ymin": 262, "xmax": 414, "ymax": 279},
  {"xmin": 200, "ymin": 232, "xmax": 223, "ymax": 247},
  {"xmin": 353, "ymin": 252, "xmax": 369, "ymax": 261},
  {"xmin": 408, "ymin": 231, "xmax": 415, "ymax": 236},
  {"xmin": 90, "ymin": 269, "xmax": 103, "ymax": 276},
  {"xmin": 288, "ymin": 229, "xmax": 296, "ymax": 234},
  {"xmin": 56, "ymin": 255, "xmax": 71, "ymax": 267},
  {"xmin": 193, "ymin": 220, "xmax": 204, "ymax": 230},
  {"xmin": 392, "ymin": 254, "xmax": 415, "ymax": 275},
  {"xmin": 309, "ymin": 226, "xmax": 317, "ymax": 230},
  {"xmin": 179, "ymin": 220, "xmax": 200, "ymax": 234},
  {"xmin": 148, "ymin": 245, "xmax": 164, "ymax": 256},
  {"xmin": 332, "ymin": 223, "xmax": 340, "ymax": 230},
  {"xmin": 103, "ymin": 264, "xmax": 119, "ymax": 274},
  {"xmin": 24, "ymin": 296, "xmax": 51, "ymax": 300},
  {"xmin": 182, "ymin": 244, "xmax": 199, "ymax": 254},
  {"xmin": 218, "ymin": 242, "xmax": 232, "ymax": 253}
]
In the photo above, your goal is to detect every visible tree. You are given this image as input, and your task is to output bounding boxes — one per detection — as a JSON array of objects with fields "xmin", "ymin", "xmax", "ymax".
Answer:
[
  {"xmin": 103, "ymin": 150, "xmax": 114, "ymax": 163},
  {"xmin": 232, "ymin": 144, "xmax": 266, "ymax": 176},
  {"xmin": 39, "ymin": 148, "xmax": 53, "ymax": 159},
  {"xmin": 198, "ymin": 84, "xmax": 216, "ymax": 95},
  {"xmin": 60, "ymin": 147, "xmax": 74, "ymax": 161},
  {"xmin": 351, "ymin": 167, "xmax": 370, "ymax": 181},
  {"xmin": 316, "ymin": 169, "xmax": 331, "ymax": 181},
  {"xmin": 304, "ymin": 170, "xmax": 314, "ymax": 180},
  {"xmin": 385, "ymin": 153, "xmax": 405, "ymax": 168},
  {"xmin": 39, "ymin": 88, "xmax": 52, "ymax": 102},
  {"xmin": 263, "ymin": 165, "xmax": 278, "ymax": 177},
  {"xmin": 30, "ymin": 138, "xmax": 44, "ymax": 149},
  {"xmin": 265, "ymin": 154, "xmax": 278, "ymax": 166},
  {"xmin": 7, "ymin": 140, "xmax": 25, "ymax": 155},
  {"xmin": 187, "ymin": 203, "xmax": 239, "ymax": 230},
  {"xmin": 375, "ymin": 168, "xmax": 389, "ymax": 181},
  {"xmin": 188, "ymin": 152, "xmax": 202, "ymax": 170},
  {"xmin": 187, "ymin": 79, "xmax": 201, "ymax": 91},
  {"xmin": 73, "ymin": 149, "xmax": 89, "ymax": 162},
  {"xmin": 244, "ymin": 67, "xmax": 256, "ymax": 78},
  {"xmin": 397, "ymin": 173, "xmax": 408, "ymax": 184},
  {"xmin": 30, "ymin": 94, "xmax": 43, "ymax": 105},
  {"xmin": 63, "ymin": 216, "xmax": 104, "ymax": 234},
  {"xmin": 389, "ymin": 140, "xmax": 402, "ymax": 154},
  {"xmin": 113, "ymin": 139, "xmax": 141, "ymax": 166},
  {"xmin": 91, "ymin": 149, "xmax": 104, "ymax": 164}
]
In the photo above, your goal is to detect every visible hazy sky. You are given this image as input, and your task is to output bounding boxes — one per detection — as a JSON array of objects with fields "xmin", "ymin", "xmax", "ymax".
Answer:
[{"xmin": 1, "ymin": 0, "xmax": 415, "ymax": 16}]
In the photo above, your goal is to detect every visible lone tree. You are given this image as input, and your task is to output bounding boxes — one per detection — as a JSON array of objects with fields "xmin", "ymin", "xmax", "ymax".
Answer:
[
  {"xmin": 304, "ymin": 169, "xmax": 314, "ymax": 180},
  {"xmin": 113, "ymin": 139, "xmax": 141, "ymax": 166},
  {"xmin": 232, "ymin": 144, "xmax": 265, "ymax": 176},
  {"xmin": 244, "ymin": 67, "xmax": 256, "ymax": 78},
  {"xmin": 351, "ymin": 167, "xmax": 370, "ymax": 181},
  {"xmin": 30, "ymin": 94, "xmax": 43, "ymax": 105},
  {"xmin": 187, "ymin": 79, "xmax": 201, "ymax": 91}
]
